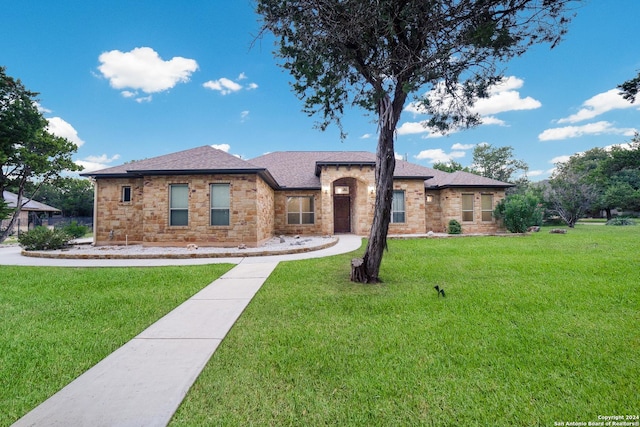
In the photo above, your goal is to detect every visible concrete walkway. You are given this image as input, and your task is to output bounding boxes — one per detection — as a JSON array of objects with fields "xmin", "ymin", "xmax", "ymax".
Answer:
[{"xmin": 10, "ymin": 235, "xmax": 362, "ymax": 427}]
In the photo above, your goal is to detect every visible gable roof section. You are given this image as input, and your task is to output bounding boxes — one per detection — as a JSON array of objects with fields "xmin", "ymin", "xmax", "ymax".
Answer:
[
  {"xmin": 250, "ymin": 151, "xmax": 435, "ymax": 189},
  {"xmin": 2, "ymin": 191, "xmax": 61, "ymax": 212},
  {"xmin": 425, "ymin": 170, "xmax": 515, "ymax": 188},
  {"xmin": 81, "ymin": 146, "xmax": 279, "ymax": 188}
]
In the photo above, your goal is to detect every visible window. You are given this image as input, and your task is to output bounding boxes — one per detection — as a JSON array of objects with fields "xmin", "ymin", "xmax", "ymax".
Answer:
[
  {"xmin": 169, "ymin": 184, "xmax": 189, "ymax": 226},
  {"xmin": 287, "ymin": 196, "xmax": 315, "ymax": 225},
  {"xmin": 391, "ymin": 190, "xmax": 405, "ymax": 223},
  {"xmin": 121, "ymin": 186, "xmax": 131, "ymax": 203},
  {"xmin": 481, "ymin": 194, "xmax": 493, "ymax": 222},
  {"xmin": 426, "ymin": 194, "xmax": 434, "ymax": 203},
  {"xmin": 462, "ymin": 194, "xmax": 474, "ymax": 222},
  {"xmin": 210, "ymin": 183, "xmax": 230, "ymax": 226}
]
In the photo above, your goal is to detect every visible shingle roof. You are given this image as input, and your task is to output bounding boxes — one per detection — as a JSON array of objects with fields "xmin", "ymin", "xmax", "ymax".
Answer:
[
  {"xmin": 2, "ymin": 191, "xmax": 61, "ymax": 212},
  {"xmin": 425, "ymin": 170, "xmax": 515, "ymax": 188},
  {"xmin": 81, "ymin": 146, "xmax": 264, "ymax": 177},
  {"xmin": 82, "ymin": 146, "xmax": 513, "ymax": 189},
  {"xmin": 250, "ymin": 151, "xmax": 437, "ymax": 188}
]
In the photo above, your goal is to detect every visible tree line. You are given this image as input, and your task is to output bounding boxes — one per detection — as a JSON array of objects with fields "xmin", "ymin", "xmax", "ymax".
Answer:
[{"xmin": 452, "ymin": 137, "xmax": 640, "ymax": 232}]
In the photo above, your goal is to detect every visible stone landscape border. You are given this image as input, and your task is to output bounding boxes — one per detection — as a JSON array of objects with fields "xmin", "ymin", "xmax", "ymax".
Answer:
[{"xmin": 21, "ymin": 237, "xmax": 339, "ymax": 260}]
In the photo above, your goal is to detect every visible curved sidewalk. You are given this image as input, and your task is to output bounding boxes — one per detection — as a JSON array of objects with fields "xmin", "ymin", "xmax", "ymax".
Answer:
[{"xmin": 11, "ymin": 235, "xmax": 362, "ymax": 427}]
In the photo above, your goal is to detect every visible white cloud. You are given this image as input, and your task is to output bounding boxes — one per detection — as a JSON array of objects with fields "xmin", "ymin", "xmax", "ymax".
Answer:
[
  {"xmin": 402, "ymin": 76, "xmax": 540, "ymax": 135},
  {"xmin": 550, "ymin": 155, "xmax": 572, "ymax": 165},
  {"xmin": 203, "ymin": 78, "xmax": 242, "ymax": 95},
  {"xmin": 98, "ymin": 47, "xmax": 198, "ymax": 96},
  {"xmin": 47, "ymin": 117, "xmax": 85, "ymax": 147},
  {"xmin": 473, "ymin": 77, "xmax": 541, "ymax": 116},
  {"xmin": 451, "ymin": 143, "xmax": 475, "ymax": 150},
  {"xmin": 360, "ymin": 133, "xmax": 373, "ymax": 139},
  {"xmin": 558, "ymin": 89, "xmax": 639, "ymax": 124},
  {"xmin": 479, "ymin": 116, "xmax": 507, "ymax": 126},
  {"xmin": 538, "ymin": 121, "xmax": 637, "ymax": 141},
  {"xmin": 527, "ymin": 170, "xmax": 545, "ymax": 177},
  {"xmin": 240, "ymin": 111, "xmax": 250, "ymax": 122},
  {"xmin": 76, "ymin": 153, "xmax": 120, "ymax": 172},
  {"xmin": 136, "ymin": 95, "xmax": 153, "ymax": 103},
  {"xmin": 203, "ymin": 74, "xmax": 258, "ymax": 95},
  {"xmin": 414, "ymin": 149, "xmax": 465, "ymax": 163},
  {"xmin": 211, "ymin": 144, "xmax": 231, "ymax": 152}
]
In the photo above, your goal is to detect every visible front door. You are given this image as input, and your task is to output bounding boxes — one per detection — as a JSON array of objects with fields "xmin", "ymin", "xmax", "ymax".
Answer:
[{"xmin": 333, "ymin": 195, "xmax": 351, "ymax": 233}]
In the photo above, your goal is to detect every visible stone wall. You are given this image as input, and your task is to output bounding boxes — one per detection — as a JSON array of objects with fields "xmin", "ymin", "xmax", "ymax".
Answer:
[
  {"xmin": 94, "ymin": 177, "xmax": 144, "ymax": 245},
  {"xmin": 273, "ymin": 190, "xmax": 323, "ymax": 236},
  {"xmin": 425, "ymin": 191, "xmax": 443, "ymax": 232},
  {"xmin": 389, "ymin": 179, "xmax": 426, "ymax": 234},
  {"xmin": 256, "ymin": 177, "xmax": 275, "ymax": 244},
  {"xmin": 438, "ymin": 188, "xmax": 507, "ymax": 234},
  {"xmin": 319, "ymin": 165, "xmax": 376, "ymax": 235},
  {"xmin": 95, "ymin": 174, "xmax": 272, "ymax": 247}
]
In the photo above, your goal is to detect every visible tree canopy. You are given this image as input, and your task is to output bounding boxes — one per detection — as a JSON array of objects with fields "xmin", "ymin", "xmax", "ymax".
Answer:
[
  {"xmin": 256, "ymin": 0, "xmax": 577, "ymax": 282},
  {"xmin": 0, "ymin": 66, "xmax": 81, "ymax": 242}
]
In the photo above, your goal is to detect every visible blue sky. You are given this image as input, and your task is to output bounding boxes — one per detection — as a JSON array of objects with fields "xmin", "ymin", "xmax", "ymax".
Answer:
[{"xmin": 2, "ymin": 0, "xmax": 639, "ymax": 181}]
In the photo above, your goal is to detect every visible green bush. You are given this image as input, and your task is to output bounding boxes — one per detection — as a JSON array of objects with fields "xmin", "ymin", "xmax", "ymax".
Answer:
[
  {"xmin": 606, "ymin": 217, "xmax": 636, "ymax": 226},
  {"xmin": 447, "ymin": 219, "xmax": 462, "ymax": 234},
  {"xmin": 58, "ymin": 221, "xmax": 90, "ymax": 239},
  {"xmin": 18, "ymin": 226, "xmax": 72, "ymax": 251},
  {"xmin": 494, "ymin": 193, "xmax": 543, "ymax": 233}
]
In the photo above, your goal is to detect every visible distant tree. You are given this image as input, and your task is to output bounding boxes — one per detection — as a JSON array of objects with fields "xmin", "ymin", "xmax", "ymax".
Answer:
[
  {"xmin": 32, "ymin": 178, "xmax": 94, "ymax": 217},
  {"xmin": 618, "ymin": 71, "xmax": 640, "ymax": 103},
  {"xmin": 256, "ymin": 0, "xmax": 576, "ymax": 283},
  {"xmin": 0, "ymin": 67, "xmax": 81, "ymax": 242},
  {"xmin": 599, "ymin": 134, "xmax": 640, "ymax": 213},
  {"xmin": 471, "ymin": 144, "xmax": 528, "ymax": 183},
  {"xmin": 545, "ymin": 164, "xmax": 599, "ymax": 228},
  {"xmin": 432, "ymin": 161, "xmax": 470, "ymax": 173}
]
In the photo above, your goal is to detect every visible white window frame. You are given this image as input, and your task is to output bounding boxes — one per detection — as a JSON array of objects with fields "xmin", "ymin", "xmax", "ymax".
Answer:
[
  {"xmin": 462, "ymin": 193, "xmax": 474, "ymax": 222},
  {"xmin": 210, "ymin": 183, "xmax": 231, "ymax": 226},
  {"xmin": 169, "ymin": 184, "xmax": 189, "ymax": 226},
  {"xmin": 391, "ymin": 190, "xmax": 406, "ymax": 223},
  {"xmin": 481, "ymin": 194, "xmax": 493, "ymax": 222},
  {"xmin": 287, "ymin": 196, "xmax": 315, "ymax": 225}
]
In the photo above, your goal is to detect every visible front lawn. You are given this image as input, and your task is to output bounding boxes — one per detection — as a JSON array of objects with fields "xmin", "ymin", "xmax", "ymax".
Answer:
[
  {"xmin": 0, "ymin": 264, "xmax": 233, "ymax": 426},
  {"xmin": 172, "ymin": 226, "xmax": 639, "ymax": 426}
]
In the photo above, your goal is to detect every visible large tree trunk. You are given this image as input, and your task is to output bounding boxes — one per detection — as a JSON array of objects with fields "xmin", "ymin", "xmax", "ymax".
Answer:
[{"xmin": 351, "ymin": 93, "xmax": 405, "ymax": 283}]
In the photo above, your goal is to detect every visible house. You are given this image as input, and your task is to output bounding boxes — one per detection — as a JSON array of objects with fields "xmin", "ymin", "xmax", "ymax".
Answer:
[
  {"xmin": 81, "ymin": 145, "xmax": 513, "ymax": 247},
  {"xmin": 1, "ymin": 190, "xmax": 61, "ymax": 233}
]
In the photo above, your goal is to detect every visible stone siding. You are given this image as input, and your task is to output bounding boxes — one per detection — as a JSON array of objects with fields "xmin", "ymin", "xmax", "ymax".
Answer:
[
  {"xmin": 95, "ymin": 174, "xmax": 273, "ymax": 247},
  {"xmin": 94, "ymin": 178, "xmax": 144, "ymax": 245},
  {"xmin": 389, "ymin": 180, "xmax": 426, "ymax": 234},
  {"xmin": 273, "ymin": 190, "xmax": 323, "ymax": 236},
  {"xmin": 438, "ymin": 188, "xmax": 507, "ymax": 234},
  {"xmin": 319, "ymin": 165, "xmax": 376, "ymax": 235}
]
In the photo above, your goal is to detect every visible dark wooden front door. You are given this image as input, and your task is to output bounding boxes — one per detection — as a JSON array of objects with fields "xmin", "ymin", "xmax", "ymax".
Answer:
[{"xmin": 334, "ymin": 196, "xmax": 351, "ymax": 233}]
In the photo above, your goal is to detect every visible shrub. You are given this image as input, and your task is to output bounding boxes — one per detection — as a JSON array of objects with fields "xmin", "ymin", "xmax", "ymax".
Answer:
[
  {"xmin": 494, "ymin": 193, "xmax": 543, "ymax": 233},
  {"xmin": 447, "ymin": 219, "xmax": 462, "ymax": 234},
  {"xmin": 59, "ymin": 221, "xmax": 90, "ymax": 239},
  {"xmin": 18, "ymin": 226, "xmax": 72, "ymax": 251},
  {"xmin": 606, "ymin": 217, "xmax": 636, "ymax": 226}
]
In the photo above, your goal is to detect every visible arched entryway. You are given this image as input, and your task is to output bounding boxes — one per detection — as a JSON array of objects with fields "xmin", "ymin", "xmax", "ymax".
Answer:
[{"xmin": 332, "ymin": 178, "xmax": 357, "ymax": 233}]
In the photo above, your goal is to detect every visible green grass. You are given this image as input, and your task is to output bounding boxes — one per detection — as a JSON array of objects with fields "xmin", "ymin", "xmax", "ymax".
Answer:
[
  {"xmin": 171, "ymin": 226, "xmax": 639, "ymax": 426},
  {"xmin": 0, "ymin": 264, "xmax": 233, "ymax": 426}
]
